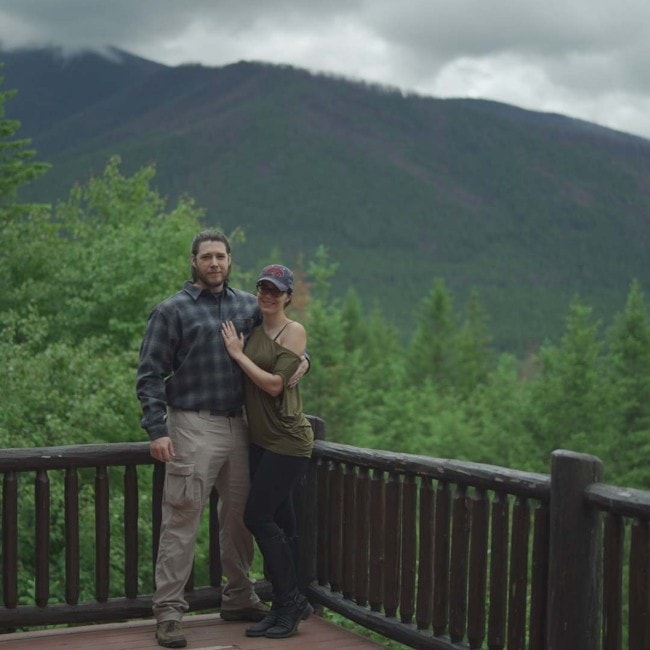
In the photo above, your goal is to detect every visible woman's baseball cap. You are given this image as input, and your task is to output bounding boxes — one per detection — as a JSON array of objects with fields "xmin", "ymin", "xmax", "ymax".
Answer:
[{"xmin": 256, "ymin": 264, "xmax": 294, "ymax": 293}]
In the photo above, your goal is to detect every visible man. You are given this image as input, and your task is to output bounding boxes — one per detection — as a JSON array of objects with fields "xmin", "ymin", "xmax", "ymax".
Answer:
[{"xmin": 136, "ymin": 230, "xmax": 308, "ymax": 648}]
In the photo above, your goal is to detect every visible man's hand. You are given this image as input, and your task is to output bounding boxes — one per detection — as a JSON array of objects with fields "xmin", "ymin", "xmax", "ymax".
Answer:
[
  {"xmin": 150, "ymin": 436, "xmax": 175, "ymax": 463},
  {"xmin": 288, "ymin": 355, "xmax": 309, "ymax": 388}
]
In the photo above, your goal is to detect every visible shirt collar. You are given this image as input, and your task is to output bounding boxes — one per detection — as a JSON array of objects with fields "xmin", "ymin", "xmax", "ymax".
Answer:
[{"xmin": 183, "ymin": 280, "xmax": 232, "ymax": 301}]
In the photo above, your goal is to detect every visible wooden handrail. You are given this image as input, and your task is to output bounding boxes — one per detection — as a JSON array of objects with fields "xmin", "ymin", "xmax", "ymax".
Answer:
[
  {"xmin": 312, "ymin": 440, "xmax": 551, "ymax": 499},
  {"xmin": 0, "ymin": 442, "xmax": 152, "ymax": 471}
]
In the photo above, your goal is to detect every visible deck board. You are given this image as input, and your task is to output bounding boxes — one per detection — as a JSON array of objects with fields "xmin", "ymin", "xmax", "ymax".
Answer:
[{"xmin": 0, "ymin": 612, "xmax": 389, "ymax": 649}]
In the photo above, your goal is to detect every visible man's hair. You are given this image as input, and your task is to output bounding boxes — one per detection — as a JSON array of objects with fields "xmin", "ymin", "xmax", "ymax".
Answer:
[
  {"xmin": 190, "ymin": 229, "xmax": 231, "ymax": 256},
  {"xmin": 190, "ymin": 230, "xmax": 231, "ymax": 282}
]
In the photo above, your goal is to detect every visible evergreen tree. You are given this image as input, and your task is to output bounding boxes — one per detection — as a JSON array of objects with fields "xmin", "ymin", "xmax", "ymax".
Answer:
[
  {"xmin": 528, "ymin": 300, "xmax": 615, "ymax": 461},
  {"xmin": 469, "ymin": 353, "xmax": 538, "ymax": 470},
  {"xmin": 300, "ymin": 249, "xmax": 365, "ymax": 440},
  {"xmin": 0, "ymin": 70, "xmax": 51, "ymax": 313},
  {"xmin": 455, "ymin": 289, "xmax": 493, "ymax": 398},
  {"xmin": 365, "ymin": 378, "xmax": 471, "ymax": 457},
  {"xmin": 341, "ymin": 287, "xmax": 366, "ymax": 354},
  {"xmin": 0, "ymin": 69, "xmax": 49, "ymax": 209},
  {"xmin": 407, "ymin": 279, "xmax": 456, "ymax": 390},
  {"xmin": 341, "ymin": 304, "xmax": 408, "ymax": 449},
  {"xmin": 605, "ymin": 280, "xmax": 650, "ymax": 486}
]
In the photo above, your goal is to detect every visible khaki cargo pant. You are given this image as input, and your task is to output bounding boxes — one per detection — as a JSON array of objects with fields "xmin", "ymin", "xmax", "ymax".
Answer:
[{"xmin": 153, "ymin": 409, "xmax": 260, "ymax": 622}]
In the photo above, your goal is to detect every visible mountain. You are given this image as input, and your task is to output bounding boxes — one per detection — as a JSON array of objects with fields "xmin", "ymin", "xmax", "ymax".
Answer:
[{"xmin": 3, "ymin": 46, "xmax": 650, "ymax": 352}]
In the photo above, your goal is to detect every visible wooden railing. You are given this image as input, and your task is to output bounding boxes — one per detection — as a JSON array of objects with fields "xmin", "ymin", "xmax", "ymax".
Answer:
[
  {"xmin": 304, "ymin": 442, "xmax": 552, "ymax": 650},
  {"xmin": 0, "ymin": 440, "xmax": 273, "ymax": 628},
  {"xmin": 1, "ymin": 418, "xmax": 649, "ymax": 649},
  {"xmin": 586, "ymin": 481, "xmax": 650, "ymax": 650}
]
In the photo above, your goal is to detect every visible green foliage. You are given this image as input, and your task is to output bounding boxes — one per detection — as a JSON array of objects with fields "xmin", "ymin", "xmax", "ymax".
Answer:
[
  {"xmin": 297, "ymin": 255, "xmax": 650, "ymax": 489},
  {"xmin": 527, "ymin": 301, "xmax": 616, "ymax": 464},
  {"xmin": 2, "ymin": 156, "xmax": 207, "ymax": 349},
  {"xmin": 0, "ymin": 69, "xmax": 49, "ymax": 207},
  {"xmin": 467, "ymin": 354, "xmax": 538, "ymax": 470},
  {"xmin": 0, "ymin": 70, "xmax": 51, "ymax": 309},
  {"xmin": 408, "ymin": 279, "xmax": 456, "ymax": 389},
  {"xmin": 406, "ymin": 280, "xmax": 493, "ymax": 401},
  {"xmin": 608, "ymin": 280, "xmax": 650, "ymax": 433},
  {"xmin": 455, "ymin": 290, "xmax": 493, "ymax": 397},
  {"xmin": 603, "ymin": 280, "xmax": 650, "ymax": 486},
  {"xmin": 0, "ymin": 308, "xmax": 139, "ymax": 448},
  {"xmin": 300, "ymin": 292, "xmax": 353, "ymax": 437}
]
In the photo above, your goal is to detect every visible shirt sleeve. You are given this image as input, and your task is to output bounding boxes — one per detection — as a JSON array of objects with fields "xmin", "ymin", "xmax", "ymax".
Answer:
[
  {"xmin": 273, "ymin": 348, "xmax": 302, "ymax": 386},
  {"xmin": 274, "ymin": 349, "xmax": 304, "ymax": 418},
  {"xmin": 136, "ymin": 308, "xmax": 175, "ymax": 440}
]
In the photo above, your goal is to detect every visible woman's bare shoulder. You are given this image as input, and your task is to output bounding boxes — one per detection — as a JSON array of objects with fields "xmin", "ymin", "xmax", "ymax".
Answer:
[{"xmin": 278, "ymin": 320, "xmax": 306, "ymax": 355}]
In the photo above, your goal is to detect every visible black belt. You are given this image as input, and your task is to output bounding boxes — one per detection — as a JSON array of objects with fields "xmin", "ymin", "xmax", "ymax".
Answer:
[{"xmin": 208, "ymin": 409, "xmax": 243, "ymax": 418}]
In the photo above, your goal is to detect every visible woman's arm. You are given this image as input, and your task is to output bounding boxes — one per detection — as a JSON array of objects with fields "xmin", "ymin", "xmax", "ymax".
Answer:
[{"xmin": 221, "ymin": 321, "xmax": 285, "ymax": 397}]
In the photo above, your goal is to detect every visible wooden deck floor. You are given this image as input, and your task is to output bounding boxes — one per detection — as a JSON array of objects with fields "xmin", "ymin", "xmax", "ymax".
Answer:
[{"xmin": 0, "ymin": 612, "xmax": 389, "ymax": 649}]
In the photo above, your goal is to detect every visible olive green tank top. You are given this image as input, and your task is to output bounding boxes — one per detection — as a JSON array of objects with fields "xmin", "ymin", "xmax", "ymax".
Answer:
[{"xmin": 242, "ymin": 325, "xmax": 313, "ymax": 457}]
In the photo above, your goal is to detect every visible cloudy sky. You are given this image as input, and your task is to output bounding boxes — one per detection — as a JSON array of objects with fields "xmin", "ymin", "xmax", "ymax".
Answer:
[{"xmin": 1, "ymin": 0, "xmax": 650, "ymax": 139}]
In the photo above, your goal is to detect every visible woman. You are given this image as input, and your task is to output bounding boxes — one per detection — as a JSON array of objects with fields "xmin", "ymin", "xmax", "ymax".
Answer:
[{"xmin": 221, "ymin": 264, "xmax": 314, "ymax": 639}]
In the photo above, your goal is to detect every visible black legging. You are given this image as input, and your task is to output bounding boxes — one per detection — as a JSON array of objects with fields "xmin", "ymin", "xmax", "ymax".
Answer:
[{"xmin": 244, "ymin": 443, "xmax": 309, "ymax": 542}]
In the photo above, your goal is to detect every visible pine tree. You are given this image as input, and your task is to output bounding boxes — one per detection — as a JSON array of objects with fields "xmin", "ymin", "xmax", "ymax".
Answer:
[
  {"xmin": 0, "ymin": 69, "xmax": 51, "ymax": 313},
  {"xmin": 605, "ymin": 280, "xmax": 650, "ymax": 486},
  {"xmin": 0, "ymin": 68, "xmax": 49, "ymax": 208},
  {"xmin": 407, "ymin": 278, "xmax": 456, "ymax": 390},
  {"xmin": 528, "ymin": 300, "xmax": 614, "ymax": 460},
  {"xmin": 341, "ymin": 287, "xmax": 366, "ymax": 354},
  {"xmin": 455, "ymin": 289, "xmax": 493, "ymax": 398}
]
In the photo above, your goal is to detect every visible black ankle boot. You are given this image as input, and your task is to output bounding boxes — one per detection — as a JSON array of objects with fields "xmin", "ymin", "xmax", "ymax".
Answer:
[
  {"xmin": 245, "ymin": 603, "xmax": 278, "ymax": 637},
  {"xmin": 264, "ymin": 591, "xmax": 313, "ymax": 639},
  {"xmin": 255, "ymin": 533, "xmax": 312, "ymax": 638}
]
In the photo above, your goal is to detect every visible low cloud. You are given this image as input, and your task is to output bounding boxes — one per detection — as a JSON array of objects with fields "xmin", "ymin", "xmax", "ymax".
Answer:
[{"xmin": 1, "ymin": 0, "xmax": 649, "ymax": 138}]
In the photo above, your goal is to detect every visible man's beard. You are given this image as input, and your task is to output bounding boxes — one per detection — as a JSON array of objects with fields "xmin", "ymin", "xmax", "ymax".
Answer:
[{"xmin": 195, "ymin": 266, "xmax": 230, "ymax": 289}]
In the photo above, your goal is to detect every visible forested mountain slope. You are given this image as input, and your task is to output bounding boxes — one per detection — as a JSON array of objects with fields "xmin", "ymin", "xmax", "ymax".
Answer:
[{"xmin": 3, "ymin": 46, "xmax": 649, "ymax": 352}]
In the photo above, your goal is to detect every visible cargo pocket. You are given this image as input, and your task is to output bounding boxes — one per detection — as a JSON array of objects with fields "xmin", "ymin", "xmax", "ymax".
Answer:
[{"xmin": 164, "ymin": 461, "xmax": 199, "ymax": 509}]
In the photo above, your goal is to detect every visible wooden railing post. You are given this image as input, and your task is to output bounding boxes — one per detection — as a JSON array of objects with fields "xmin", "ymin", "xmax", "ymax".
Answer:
[{"xmin": 547, "ymin": 449, "xmax": 603, "ymax": 650}]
